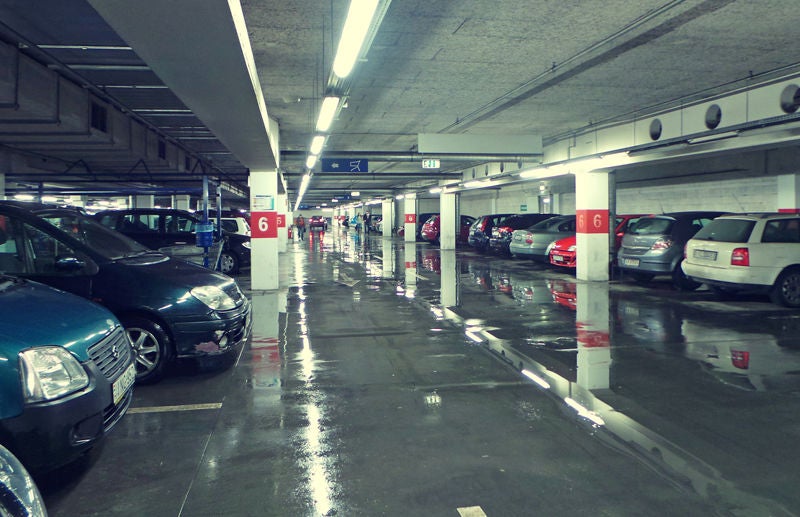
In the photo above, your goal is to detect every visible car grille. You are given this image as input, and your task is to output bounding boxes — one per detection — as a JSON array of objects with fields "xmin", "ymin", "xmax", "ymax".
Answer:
[{"xmin": 88, "ymin": 327, "xmax": 132, "ymax": 380}]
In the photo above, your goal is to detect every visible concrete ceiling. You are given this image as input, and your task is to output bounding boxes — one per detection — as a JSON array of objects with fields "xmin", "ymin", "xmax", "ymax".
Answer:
[{"xmin": 0, "ymin": 0, "xmax": 799, "ymax": 208}]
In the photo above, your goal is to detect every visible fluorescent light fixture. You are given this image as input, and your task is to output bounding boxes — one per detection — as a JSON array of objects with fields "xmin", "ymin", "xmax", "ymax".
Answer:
[
  {"xmin": 395, "ymin": 194, "xmax": 405, "ymax": 200},
  {"xmin": 463, "ymin": 180, "xmax": 483, "ymax": 188},
  {"xmin": 351, "ymin": 191, "xmax": 360, "ymax": 197},
  {"xmin": 332, "ymin": 0, "xmax": 380, "ymax": 78},
  {"xmin": 429, "ymin": 187, "xmax": 443, "ymax": 194},
  {"xmin": 41, "ymin": 195, "xmax": 58, "ymax": 203},
  {"xmin": 310, "ymin": 135, "xmax": 326, "ymax": 155},
  {"xmin": 331, "ymin": 198, "xmax": 339, "ymax": 203},
  {"xmin": 13, "ymin": 194, "xmax": 34, "ymax": 201},
  {"xmin": 687, "ymin": 130, "xmax": 739, "ymax": 145},
  {"xmin": 306, "ymin": 155, "xmax": 318, "ymax": 169},
  {"xmin": 316, "ymin": 96, "xmax": 340, "ymax": 131}
]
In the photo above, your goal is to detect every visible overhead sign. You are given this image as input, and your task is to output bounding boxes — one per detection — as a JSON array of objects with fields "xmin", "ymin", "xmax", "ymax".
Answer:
[
  {"xmin": 321, "ymin": 158, "xmax": 369, "ymax": 173},
  {"xmin": 421, "ymin": 159, "xmax": 440, "ymax": 169}
]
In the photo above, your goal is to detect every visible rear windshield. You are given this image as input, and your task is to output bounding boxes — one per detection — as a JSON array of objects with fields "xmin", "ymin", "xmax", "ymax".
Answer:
[
  {"xmin": 628, "ymin": 217, "xmax": 674, "ymax": 236},
  {"xmin": 693, "ymin": 219, "xmax": 755, "ymax": 242},
  {"xmin": 528, "ymin": 216, "xmax": 573, "ymax": 232}
]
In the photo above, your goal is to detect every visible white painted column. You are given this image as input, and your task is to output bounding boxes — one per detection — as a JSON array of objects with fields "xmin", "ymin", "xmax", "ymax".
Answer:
[
  {"xmin": 134, "ymin": 195, "xmax": 154, "ymax": 208},
  {"xmin": 381, "ymin": 199, "xmax": 394, "ymax": 237},
  {"xmin": 575, "ymin": 282, "xmax": 611, "ymax": 390},
  {"xmin": 778, "ymin": 174, "xmax": 800, "ymax": 213},
  {"xmin": 439, "ymin": 191, "xmax": 457, "ymax": 250},
  {"xmin": 249, "ymin": 171, "xmax": 280, "ymax": 290},
  {"xmin": 173, "ymin": 194, "xmax": 191, "ymax": 211},
  {"xmin": 404, "ymin": 242, "xmax": 417, "ymax": 296},
  {"xmin": 277, "ymin": 194, "xmax": 288, "ymax": 252},
  {"xmin": 575, "ymin": 170, "xmax": 610, "ymax": 281},
  {"xmin": 403, "ymin": 193, "xmax": 417, "ymax": 242}
]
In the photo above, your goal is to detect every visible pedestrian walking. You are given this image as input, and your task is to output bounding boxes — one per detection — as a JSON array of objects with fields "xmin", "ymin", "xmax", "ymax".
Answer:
[
  {"xmin": 295, "ymin": 214, "xmax": 306, "ymax": 240},
  {"xmin": 363, "ymin": 212, "xmax": 371, "ymax": 234}
]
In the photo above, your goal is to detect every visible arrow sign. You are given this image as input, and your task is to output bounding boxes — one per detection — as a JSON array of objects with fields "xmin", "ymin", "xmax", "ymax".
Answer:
[{"xmin": 321, "ymin": 158, "xmax": 369, "ymax": 173}]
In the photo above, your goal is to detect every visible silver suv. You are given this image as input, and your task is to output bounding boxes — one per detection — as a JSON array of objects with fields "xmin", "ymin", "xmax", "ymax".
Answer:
[{"xmin": 682, "ymin": 213, "xmax": 800, "ymax": 306}]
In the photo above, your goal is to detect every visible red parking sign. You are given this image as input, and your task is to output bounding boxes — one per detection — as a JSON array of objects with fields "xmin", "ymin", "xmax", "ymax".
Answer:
[{"xmin": 251, "ymin": 211, "xmax": 278, "ymax": 238}]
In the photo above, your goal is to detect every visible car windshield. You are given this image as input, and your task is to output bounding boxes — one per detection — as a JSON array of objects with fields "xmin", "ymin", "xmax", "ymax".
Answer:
[
  {"xmin": 629, "ymin": 217, "xmax": 674, "ymax": 236},
  {"xmin": 693, "ymin": 219, "xmax": 755, "ymax": 242},
  {"xmin": 40, "ymin": 212, "xmax": 150, "ymax": 259}
]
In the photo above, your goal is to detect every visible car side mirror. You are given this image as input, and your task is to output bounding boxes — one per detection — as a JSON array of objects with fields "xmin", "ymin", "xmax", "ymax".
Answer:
[{"xmin": 55, "ymin": 255, "xmax": 99, "ymax": 275}]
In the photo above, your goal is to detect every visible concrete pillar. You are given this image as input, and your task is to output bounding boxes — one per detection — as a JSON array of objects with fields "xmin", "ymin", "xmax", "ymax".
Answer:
[
  {"xmin": 778, "ymin": 174, "xmax": 800, "ymax": 213},
  {"xmin": 249, "ymin": 171, "xmax": 280, "ymax": 290},
  {"xmin": 133, "ymin": 195, "xmax": 154, "ymax": 208},
  {"xmin": 381, "ymin": 199, "xmax": 394, "ymax": 237},
  {"xmin": 173, "ymin": 194, "xmax": 191, "ymax": 211},
  {"xmin": 277, "ymin": 194, "xmax": 288, "ymax": 252},
  {"xmin": 403, "ymin": 193, "xmax": 417, "ymax": 242},
  {"xmin": 439, "ymin": 192, "xmax": 458, "ymax": 250},
  {"xmin": 575, "ymin": 170, "xmax": 610, "ymax": 281},
  {"xmin": 440, "ymin": 250, "xmax": 458, "ymax": 306},
  {"xmin": 404, "ymin": 242, "xmax": 417, "ymax": 296},
  {"xmin": 575, "ymin": 282, "xmax": 611, "ymax": 390},
  {"xmin": 382, "ymin": 239, "xmax": 395, "ymax": 279}
]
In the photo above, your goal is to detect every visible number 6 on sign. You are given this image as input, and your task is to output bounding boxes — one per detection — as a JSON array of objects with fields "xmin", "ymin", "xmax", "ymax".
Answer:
[{"xmin": 251, "ymin": 211, "xmax": 278, "ymax": 238}]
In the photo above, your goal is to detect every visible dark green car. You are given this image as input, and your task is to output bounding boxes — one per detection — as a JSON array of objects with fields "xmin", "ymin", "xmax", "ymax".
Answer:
[
  {"xmin": 0, "ymin": 274, "xmax": 135, "ymax": 472},
  {"xmin": 0, "ymin": 201, "xmax": 252, "ymax": 383}
]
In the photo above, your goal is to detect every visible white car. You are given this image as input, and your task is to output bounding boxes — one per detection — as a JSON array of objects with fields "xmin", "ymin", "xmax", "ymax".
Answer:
[
  {"xmin": 220, "ymin": 216, "xmax": 251, "ymax": 236},
  {"xmin": 682, "ymin": 213, "xmax": 800, "ymax": 306}
]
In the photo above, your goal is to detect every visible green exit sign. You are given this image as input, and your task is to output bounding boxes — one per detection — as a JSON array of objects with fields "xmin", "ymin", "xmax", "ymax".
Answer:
[
  {"xmin": 520, "ymin": 204, "xmax": 528, "ymax": 211},
  {"xmin": 421, "ymin": 159, "xmax": 440, "ymax": 169}
]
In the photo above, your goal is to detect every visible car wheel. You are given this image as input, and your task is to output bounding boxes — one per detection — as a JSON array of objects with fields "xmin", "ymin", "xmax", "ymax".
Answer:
[
  {"xmin": 219, "ymin": 251, "xmax": 240, "ymax": 275},
  {"xmin": 672, "ymin": 261, "xmax": 701, "ymax": 291},
  {"xmin": 770, "ymin": 268, "xmax": 800, "ymax": 307},
  {"xmin": 123, "ymin": 315, "xmax": 172, "ymax": 384},
  {"xmin": 631, "ymin": 272, "xmax": 654, "ymax": 284}
]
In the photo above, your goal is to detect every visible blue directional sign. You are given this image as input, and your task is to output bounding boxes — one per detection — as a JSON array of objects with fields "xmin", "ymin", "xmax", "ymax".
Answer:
[{"xmin": 321, "ymin": 158, "xmax": 369, "ymax": 173}]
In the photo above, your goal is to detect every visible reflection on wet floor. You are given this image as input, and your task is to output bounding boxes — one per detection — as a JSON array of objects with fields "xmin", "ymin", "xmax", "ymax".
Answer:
[{"xmin": 43, "ymin": 225, "xmax": 800, "ymax": 516}]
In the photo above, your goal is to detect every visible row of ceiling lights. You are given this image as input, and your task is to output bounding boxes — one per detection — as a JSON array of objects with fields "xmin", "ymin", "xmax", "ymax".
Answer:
[{"xmin": 294, "ymin": 0, "xmax": 382, "ymax": 211}]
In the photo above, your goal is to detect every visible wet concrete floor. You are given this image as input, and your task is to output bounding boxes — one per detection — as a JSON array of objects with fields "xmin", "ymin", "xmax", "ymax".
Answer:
[{"xmin": 41, "ymin": 227, "xmax": 800, "ymax": 516}]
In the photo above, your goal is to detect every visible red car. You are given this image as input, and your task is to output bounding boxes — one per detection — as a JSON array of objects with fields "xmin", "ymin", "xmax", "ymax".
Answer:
[
  {"xmin": 308, "ymin": 215, "xmax": 328, "ymax": 230},
  {"xmin": 549, "ymin": 214, "xmax": 645, "ymax": 268},
  {"xmin": 420, "ymin": 214, "xmax": 476, "ymax": 245}
]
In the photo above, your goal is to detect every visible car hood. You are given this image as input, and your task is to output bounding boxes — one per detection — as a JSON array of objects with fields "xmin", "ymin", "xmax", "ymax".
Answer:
[{"xmin": 0, "ymin": 276, "xmax": 118, "ymax": 360}]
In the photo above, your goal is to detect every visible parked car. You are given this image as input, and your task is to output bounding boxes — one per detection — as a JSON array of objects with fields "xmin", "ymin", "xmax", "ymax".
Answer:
[
  {"xmin": 682, "ymin": 213, "xmax": 800, "ymax": 306},
  {"xmin": 549, "ymin": 214, "xmax": 645, "ymax": 268},
  {"xmin": 220, "ymin": 216, "xmax": 251, "ymax": 236},
  {"xmin": 420, "ymin": 214, "xmax": 476, "ymax": 245},
  {"xmin": 93, "ymin": 208, "xmax": 251, "ymax": 275},
  {"xmin": 489, "ymin": 213, "xmax": 557, "ymax": 255},
  {"xmin": 308, "ymin": 215, "xmax": 328, "ymax": 231},
  {"xmin": 0, "ymin": 444, "xmax": 47, "ymax": 514},
  {"xmin": 617, "ymin": 211, "xmax": 726, "ymax": 290},
  {"xmin": 414, "ymin": 212, "xmax": 438, "ymax": 241},
  {"xmin": 0, "ymin": 201, "xmax": 252, "ymax": 383},
  {"xmin": 509, "ymin": 215, "xmax": 577, "ymax": 262},
  {"xmin": 468, "ymin": 213, "xmax": 514, "ymax": 252},
  {"xmin": 0, "ymin": 274, "xmax": 135, "ymax": 472}
]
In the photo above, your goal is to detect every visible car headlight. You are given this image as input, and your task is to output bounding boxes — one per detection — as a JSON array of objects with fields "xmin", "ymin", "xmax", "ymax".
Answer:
[
  {"xmin": 568, "ymin": 245, "xmax": 576, "ymax": 252},
  {"xmin": 191, "ymin": 286, "xmax": 237, "ymax": 310},
  {"xmin": 19, "ymin": 347, "xmax": 89, "ymax": 403},
  {"xmin": 242, "ymin": 241, "xmax": 251, "ymax": 249}
]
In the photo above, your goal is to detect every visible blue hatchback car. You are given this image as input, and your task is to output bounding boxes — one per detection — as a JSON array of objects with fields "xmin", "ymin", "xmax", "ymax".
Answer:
[
  {"xmin": 0, "ymin": 274, "xmax": 135, "ymax": 472},
  {"xmin": 0, "ymin": 201, "xmax": 252, "ymax": 383}
]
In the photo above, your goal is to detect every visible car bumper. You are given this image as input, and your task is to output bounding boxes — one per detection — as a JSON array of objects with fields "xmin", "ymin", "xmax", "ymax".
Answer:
[
  {"xmin": 172, "ymin": 299, "xmax": 252, "ymax": 359},
  {"xmin": 0, "ymin": 361, "xmax": 133, "ymax": 472},
  {"xmin": 682, "ymin": 261, "xmax": 776, "ymax": 290},
  {"xmin": 510, "ymin": 243, "xmax": 549, "ymax": 261},
  {"xmin": 550, "ymin": 251, "xmax": 576, "ymax": 268},
  {"xmin": 617, "ymin": 254, "xmax": 674, "ymax": 274}
]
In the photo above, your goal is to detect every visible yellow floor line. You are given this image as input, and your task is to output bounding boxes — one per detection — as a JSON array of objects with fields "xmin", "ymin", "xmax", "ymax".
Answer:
[{"xmin": 127, "ymin": 402, "xmax": 223, "ymax": 414}]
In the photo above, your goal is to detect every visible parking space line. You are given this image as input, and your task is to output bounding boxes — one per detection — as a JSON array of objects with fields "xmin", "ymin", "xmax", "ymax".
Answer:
[
  {"xmin": 127, "ymin": 403, "xmax": 223, "ymax": 414},
  {"xmin": 457, "ymin": 506, "xmax": 487, "ymax": 517}
]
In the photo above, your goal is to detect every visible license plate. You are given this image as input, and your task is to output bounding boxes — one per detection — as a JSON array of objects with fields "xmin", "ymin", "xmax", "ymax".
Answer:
[
  {"xmin": 553, "ymin": 255, "xmax": 564, "ymax": 262},
  {"xmin": 622, "ymin": 258, "xmax": 640, "ymax": 267},
  {"xmin": 693, "ymin": 249, "xmax": 718, "ymax": 260},
  {"xmin": 113, "ymin": 363, "xmax": 136, "ymax": 405}
]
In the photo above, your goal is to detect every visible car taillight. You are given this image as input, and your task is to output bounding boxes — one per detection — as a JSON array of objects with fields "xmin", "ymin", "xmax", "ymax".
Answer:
[
  {"xmin": 651, "ymin": 238, "xmax": 673, "ymax": 250},
  {"xmin": 498, "ymin": 226, "xmax": 512, "ymax": 235},
  {"xmin": 525, "ymin": 237, "xmax": 533, "ymax": 244},
  {"xmin": 479, "ymin": 219, "xmax": 488, "ymax": 232},
  {"xmin": 731, "ymin": 350, "xmax": 750, "ymax": 370},
  {"xmin": 731, "ymin": 248, "xmax": 749, "ymax": 266}
]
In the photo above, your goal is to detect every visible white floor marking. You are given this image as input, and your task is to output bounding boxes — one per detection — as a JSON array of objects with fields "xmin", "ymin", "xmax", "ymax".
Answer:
[{"xmin": 457, "ymin": 506, "xmax": 488, "ymax": 517}]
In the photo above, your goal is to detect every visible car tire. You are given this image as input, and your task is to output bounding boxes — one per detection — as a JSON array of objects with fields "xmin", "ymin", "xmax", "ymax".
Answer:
[
  {"xmin": 672, "ymin": 261, "xmax": 701, "ymax": 291},
  {"xmin": 123, "ymin": 315, "xmax": 173, "ymax": 384},
  {"xmin": 770, "ymin": 268, "xmax": 800, "ymax": 307},
  {"xmin": 219, "ymin": 251, "xmax": 240, "ymax": 275}
]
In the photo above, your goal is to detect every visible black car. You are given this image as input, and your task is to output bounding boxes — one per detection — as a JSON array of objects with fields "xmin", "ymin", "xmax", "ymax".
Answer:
[
  {"xmin": 468, "ymin": 213, "xmax": 514, "ymax": 252},
  {"xmin": 488, "ymin": 213, "xmax": 559, "ymax": 255},
  {"xmin": 94, "ymin": 208, "xmax": 251, "ymax": 275},
  {"xmin": 0, "ymin": 201, "xmax": 252, "ymax": 383}
]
